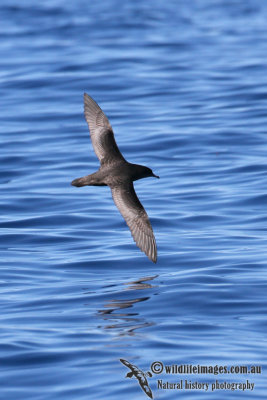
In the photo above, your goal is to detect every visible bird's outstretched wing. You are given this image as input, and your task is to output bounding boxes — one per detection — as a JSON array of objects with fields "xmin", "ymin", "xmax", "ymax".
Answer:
[
  {"xmin": 83, "ymin": 93, "xmax": 126, "ymax": 165},
  {"xmin": 120, "ymin": 359, "xmax": 153, "ymax": 399},
  {"xmin": 120, "ymin": 358, "xmax": 141, "ymax": 374},
  {"xmin": 112, "ymin": 184, "xmax": 157, "ymax": 263},
  {"xmin": 136, "ymin": 375, "xmax": 153, "ymax": 399}
]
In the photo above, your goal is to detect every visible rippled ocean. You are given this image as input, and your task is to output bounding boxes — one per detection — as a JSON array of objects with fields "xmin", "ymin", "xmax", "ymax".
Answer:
[{"xmin": 1, "ymin": 1, "xmax": 267, "ymax": 399}]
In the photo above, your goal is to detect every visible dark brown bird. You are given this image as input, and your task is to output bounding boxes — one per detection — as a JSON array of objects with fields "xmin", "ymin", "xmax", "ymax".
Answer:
[{"xmin": 71, "ymin": 94, "xmax": 159, "ymax": 263}]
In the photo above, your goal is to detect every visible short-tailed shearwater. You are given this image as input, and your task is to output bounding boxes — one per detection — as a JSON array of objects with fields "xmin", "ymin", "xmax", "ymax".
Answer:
[{"xmin": 71, "ymin": 94, "xmax": 159, "ymax": 263}]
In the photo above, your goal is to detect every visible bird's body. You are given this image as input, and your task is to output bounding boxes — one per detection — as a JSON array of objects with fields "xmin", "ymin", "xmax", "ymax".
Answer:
[
  {"xmin": 71, "ymin": 93, "xmax": 159, "ymax": 263},
  {"xmin": 72, "ymin": 161, "xmax": 153, "ymax": 187}
]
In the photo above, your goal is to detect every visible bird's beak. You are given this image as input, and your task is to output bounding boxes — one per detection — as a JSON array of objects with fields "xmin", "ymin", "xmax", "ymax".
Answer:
[{"xmin": 152, "ymin": 173, "xmax": 160, "ymax": 179}]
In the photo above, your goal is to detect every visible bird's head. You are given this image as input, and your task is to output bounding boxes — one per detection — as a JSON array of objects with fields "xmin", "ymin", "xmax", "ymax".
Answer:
[
  {"xmin": 134, "ymin": 165, "xmax": 159, "ymax": 180},
  {"xmin": 125, "ymin": 372, "xmax": 134, "ymax": 378},
  {"xmin": 145, "ymin": 166, "xmax": 159, "ymax": 179}
]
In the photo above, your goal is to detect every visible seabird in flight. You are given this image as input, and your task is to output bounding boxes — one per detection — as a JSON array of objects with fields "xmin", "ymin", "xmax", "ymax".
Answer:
[{"xmin": 71, "ymin": 93, "xmax": 159, "ymax": 263}]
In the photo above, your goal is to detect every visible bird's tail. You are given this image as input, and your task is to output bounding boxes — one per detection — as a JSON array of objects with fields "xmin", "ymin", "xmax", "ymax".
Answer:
[
  {"xmin": 71, "ymin": 176, "xmax": 89, "ymax": 187},
  {"xmin": 71, "ymin": 173, "xmax": 107, "ymax": 187}
]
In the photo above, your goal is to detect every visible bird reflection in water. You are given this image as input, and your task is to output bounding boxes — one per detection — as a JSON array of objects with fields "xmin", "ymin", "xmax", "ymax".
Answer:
[{"xmin": 97, "ymin": 275, "xmax": 158, "ymax": 337}]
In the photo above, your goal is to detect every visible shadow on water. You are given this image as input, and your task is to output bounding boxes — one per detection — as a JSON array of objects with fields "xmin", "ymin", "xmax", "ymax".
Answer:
[{"xmin": 97, "ymin": 275, "xmax": 158, "ymax": 337}]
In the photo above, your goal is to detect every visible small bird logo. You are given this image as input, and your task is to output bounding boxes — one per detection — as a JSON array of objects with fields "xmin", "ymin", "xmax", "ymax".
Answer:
[{"xmin": 120, "ymin": 358, "xmax": 153, "ymax": 399}]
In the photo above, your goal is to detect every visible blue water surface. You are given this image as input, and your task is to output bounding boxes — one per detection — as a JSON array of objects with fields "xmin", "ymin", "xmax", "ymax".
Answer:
[{"xmin": 1, "ymin": 0, "xmax": 267, "ymax": 399}]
